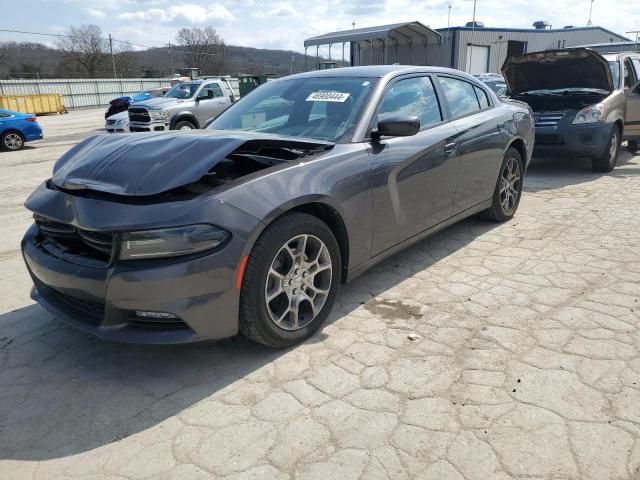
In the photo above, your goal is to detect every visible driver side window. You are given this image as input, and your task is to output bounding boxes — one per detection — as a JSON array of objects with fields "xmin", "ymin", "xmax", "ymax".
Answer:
[
  {"xmin": 199, "ymin": 83, "xmax": 224, "ymax": 99},
  {"xmin": 377, "ymin": 76, "xmax": 442, "ymax": 130}
]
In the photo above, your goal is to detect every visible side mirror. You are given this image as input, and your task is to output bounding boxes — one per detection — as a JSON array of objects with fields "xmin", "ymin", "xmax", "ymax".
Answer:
[{"xmin": 372, "ymin": 116, "xmax": 420, "ymax": 140}]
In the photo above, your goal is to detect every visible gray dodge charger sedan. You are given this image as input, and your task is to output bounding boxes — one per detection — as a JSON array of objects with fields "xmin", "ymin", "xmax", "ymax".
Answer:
[{"xmin": 22, "ymin": 66, "xmax": 534, "ymax": 347}]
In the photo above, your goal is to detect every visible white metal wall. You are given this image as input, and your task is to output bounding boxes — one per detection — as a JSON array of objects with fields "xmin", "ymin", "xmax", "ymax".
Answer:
[
  {"xmin": 454, "ymin": 29, "xmax": 628, "ymax": 73},
  {"xmin": 0, "ymin": 78, "xmax": 173, "ymax": 109}
]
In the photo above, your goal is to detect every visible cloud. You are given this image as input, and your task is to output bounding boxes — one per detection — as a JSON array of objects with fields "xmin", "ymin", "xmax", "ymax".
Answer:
[
  {"xmin": 119, "ymin": 3, "xmax": 234, "ymax": 25},
  {"xmin": 86, "ymin": 8, "xmax": 106, "ymax": 18}
]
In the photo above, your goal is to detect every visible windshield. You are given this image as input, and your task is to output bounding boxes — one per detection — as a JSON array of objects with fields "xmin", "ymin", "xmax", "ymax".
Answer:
[
  {"xmin": 608, "ymin": 61, "xmax": 620, "ymax": 88},
  {"xmin": 207, "ymin": 77, "xmax": 378, "ymax": 142},
  {"xmin": 164, "ymin": 83, "xmax": 199, "ymax": 99}
]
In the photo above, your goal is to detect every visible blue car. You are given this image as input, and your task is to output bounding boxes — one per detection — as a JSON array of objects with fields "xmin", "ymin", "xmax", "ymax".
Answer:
[{"xmin": 0, "ymin": 109, "xmax": 43, "ymax": 151}]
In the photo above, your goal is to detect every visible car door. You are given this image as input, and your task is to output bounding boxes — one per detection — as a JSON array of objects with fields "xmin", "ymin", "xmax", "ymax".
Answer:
[
  {"xmin": 435, "ymin": 75, "xmax": 506, "ymax": 213},
  {"xmin": 195, "ymin": 83, "xmax": 231, "ymax": 124},
  {"xmin": 625, "ymin": 57, "xmax": 640, "ymax": 138},
  {"xmin": 368, "ymin": 75, "xmax": 459, "ymax": 255}
]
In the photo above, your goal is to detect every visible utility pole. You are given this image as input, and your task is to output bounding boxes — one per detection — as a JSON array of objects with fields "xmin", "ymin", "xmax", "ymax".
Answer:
[
  {"xmin": 290, "ymin": 55, "xmax": 295, "ymax": 75},
  {"xmin": 168, "ymin": 42, "xmax": 174, "ymax": 76},
  {"xmin": 108, "ymin": 33, "xmax": 117, "ymax": 78},
  {"xmin": 626, "ymin": 30, "xmax": 640, "ymax": 52},
  {"xmin": 467, "ymin": 0, "xmax": 477, "ymax": 73},
  {"xmin": 587, "ymin": 0, "xmax": 594, "ymax": 26}
]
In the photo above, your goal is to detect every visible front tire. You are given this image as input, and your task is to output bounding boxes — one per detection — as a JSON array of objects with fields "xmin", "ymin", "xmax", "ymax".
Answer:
[
  {"xmin": 174, "ymin": 120, "xmax": 195, "ymax": 130},
  {"xmin": 240, "ymin": 212, "xmax": 341, "ymax": 348},
  {"xmin": 480, "ymin": 147, "xmax": 524, "ymax": 222},
  {"xmin": 1, "ymin": 131, "xmax": 25, "ymax": 151},
  {"xmin": 592, "ymin": 126, "xmax": 620, "ymax": 172}
]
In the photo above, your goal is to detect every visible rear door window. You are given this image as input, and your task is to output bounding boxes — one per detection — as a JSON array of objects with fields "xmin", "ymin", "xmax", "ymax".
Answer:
[
  {"xmin": 623, "ymin": 59, "xmax": 637, "ymax": 89},
  {"xmin": 437, "ymin": 76, "xmax": 481, "ymax": 118},
  {"xmin": 631, "ymin": 58, "xmax": 640, "ymax": 83},
  {"xmin": 474, "ymin": 86, "xmax": 490, "ymax": 109}
]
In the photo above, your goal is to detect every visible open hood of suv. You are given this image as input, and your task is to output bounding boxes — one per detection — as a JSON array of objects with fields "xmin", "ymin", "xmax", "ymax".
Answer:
[
  {"xmin": 51, "ymin": 131, "xmax": 334, "ymax": 197},
  {"xmin": 502, "ymin": 48, "xmax": 613, "ymax": 96}
]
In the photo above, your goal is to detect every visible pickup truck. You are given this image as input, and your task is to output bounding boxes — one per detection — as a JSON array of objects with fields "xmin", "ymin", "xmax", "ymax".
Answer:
[{"xmin": 128, "ymin": 78, "xmax": 236, "ymax": 132}]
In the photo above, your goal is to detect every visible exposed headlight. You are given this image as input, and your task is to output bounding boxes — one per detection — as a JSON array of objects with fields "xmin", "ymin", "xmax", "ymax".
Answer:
[
  {"xmin": 149, "ymin": 110, "xmax": 168, "ymax": 121},
  {"xmin": 119, "ymin": 224, "xmax": 229, "ymax": 260},
  {"xmin": 572, "ymin": 104, "xmax": 605, "ymax": 124}
]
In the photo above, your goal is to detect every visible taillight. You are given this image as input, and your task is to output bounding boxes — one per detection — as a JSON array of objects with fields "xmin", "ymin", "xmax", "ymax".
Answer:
[{"xmin": 26, "ymin": 117, "xmax": 37, "ymax": 123}]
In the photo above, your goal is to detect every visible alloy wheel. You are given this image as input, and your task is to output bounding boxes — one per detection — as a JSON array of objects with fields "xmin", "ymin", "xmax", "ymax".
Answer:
[
  {"xmin": 179, "ymin": 125, "xmax": 193, "ymax": 130},
  {"xmin": 608, "ymin": 130, "xmax": 619, "ymax": 164},
  {"xmin": 264, "ymin": 234, "xmax": 332, "ymax": 331},
  {"xmin": 499, "ymin": 156, "xmax": 521, "ymax": 215},
  {"xmin": 3, "ymin": 133, "xmax": 23, "ymax": 150}
]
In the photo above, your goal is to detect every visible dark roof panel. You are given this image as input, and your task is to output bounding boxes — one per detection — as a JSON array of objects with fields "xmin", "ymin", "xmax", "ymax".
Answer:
[{"xmin": 304, "ymin": 21, "xmax": 442, "ymax": 47}]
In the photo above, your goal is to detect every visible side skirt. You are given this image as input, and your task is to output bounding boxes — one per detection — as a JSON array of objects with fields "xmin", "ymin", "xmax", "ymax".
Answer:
[{"xmin": 346, "ymin": 199, "xmax": 492, "ymax": 283}]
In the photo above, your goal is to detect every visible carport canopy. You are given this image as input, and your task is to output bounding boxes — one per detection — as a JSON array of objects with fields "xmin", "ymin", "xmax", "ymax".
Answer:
[{"xmin": 303, "ymin": 21, "xmax": 443, "ymax": 66}]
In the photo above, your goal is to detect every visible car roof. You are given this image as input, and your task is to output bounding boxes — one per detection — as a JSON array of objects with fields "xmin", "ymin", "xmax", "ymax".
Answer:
[
  {"xmin": 284, "ymin": 65, "xmax": 482, "ymax": 84},
  {"xmin": 602, "ymin": 52, "xmax": 640, "ymax": 61}
]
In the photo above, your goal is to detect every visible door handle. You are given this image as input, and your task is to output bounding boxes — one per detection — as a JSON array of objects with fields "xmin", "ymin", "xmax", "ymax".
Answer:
[{"xmin": 444, "ymin": 142, "xmax": 457, "ymax": 156}]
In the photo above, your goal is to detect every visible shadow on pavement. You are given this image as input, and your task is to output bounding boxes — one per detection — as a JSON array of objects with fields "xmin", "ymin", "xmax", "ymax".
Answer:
[
  {"xmin": 0, "ymin": 215, "xmax": 499, "ymax": 461},
  {"xmin": 524, "ymin": 149, "xmax": 638, "ymax": 192}
]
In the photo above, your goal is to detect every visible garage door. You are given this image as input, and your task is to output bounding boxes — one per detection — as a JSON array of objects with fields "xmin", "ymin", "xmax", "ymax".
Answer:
[{"xmin": 465, "ymin": 45, "xmax": 490, "ymax": 74}]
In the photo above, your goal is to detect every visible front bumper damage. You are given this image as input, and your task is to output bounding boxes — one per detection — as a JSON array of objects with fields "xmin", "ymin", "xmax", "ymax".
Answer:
[{"xmin": 21, "ymin": 182, "xmax": 262, "ymax": 344}]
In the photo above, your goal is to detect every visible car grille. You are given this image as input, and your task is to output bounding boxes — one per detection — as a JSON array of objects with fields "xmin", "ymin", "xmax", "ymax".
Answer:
[
  {"xmin": 34, "ymin": 214, "xmax": 115, "ymax": 262},
  {"xmin": 534, "ymin": 113, "xmax": 565, "ymax": 128},
  {"xmin": 535, "ymin": 134, "xmax": 564, "ymax": 145},
  {"xmin": 106, "ymin": 119, "xmax": 116, "ymax": 126},
  {"xmin": 128, "ymin": 107, "xmax": 150, "ymax": 123},
  {"xmin": 50, "ymin": 288, "xmax": 105, "ymax": 321}
]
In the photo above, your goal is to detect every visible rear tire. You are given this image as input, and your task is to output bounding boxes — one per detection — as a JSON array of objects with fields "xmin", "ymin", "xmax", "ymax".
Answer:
[
  {"xmin": 174, "ymin": 120, "xmax": 195, "ymax": 130},
  {"xmin": 1, "ymin": 131, "xmax": 25, "ymax": 151},
  {"xmin": 240, "ymin": 212, "xmax": 341, "ymax": 348},
  {"xmin": 592, "ymin": 126, "xmax": 620, "ymax": 172},
  {"xmin": 627, "ymin": 140, "xmax": 639, "ymax": 153},
  {"xmin": 480, "ymin": 147, "xmax": 524, "ymax": 222}
]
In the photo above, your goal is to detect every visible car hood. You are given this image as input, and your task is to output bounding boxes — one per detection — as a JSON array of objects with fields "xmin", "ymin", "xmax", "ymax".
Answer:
[
  {"xmin": 502, "ymin": 48, "xmax": 613, "ymax": 96},
  {"xmin": 133, "ymin": 97, "xmax": 188, "ymax": 110},
  {"xmin": 51, "ymin": 130, "xmax": 334, "ymax": 196},
  {"xmin": 106, "ymin": 111, "xmax": 129, "ymax": 121}
]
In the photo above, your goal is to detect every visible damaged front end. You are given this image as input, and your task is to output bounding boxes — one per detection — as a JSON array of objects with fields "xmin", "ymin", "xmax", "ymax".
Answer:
[
  {"xmin": 22, "ymin": 130, "xmax": 334, "ymax": 343},
  {"xmin": 51, "ymin": 130, "xmax": 334, "ymax": 200}
]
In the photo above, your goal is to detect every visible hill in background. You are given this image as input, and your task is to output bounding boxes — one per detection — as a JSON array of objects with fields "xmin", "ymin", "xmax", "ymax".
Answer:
[{"xmin": 0, "ymin": 41, "xmax": 344, "ymax": 79}]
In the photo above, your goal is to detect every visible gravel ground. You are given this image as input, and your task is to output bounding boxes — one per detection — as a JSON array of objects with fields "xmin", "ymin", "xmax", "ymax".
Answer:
[{"xmin": 1, "ymin": 109, "xmax": 640, "ymax": 480}]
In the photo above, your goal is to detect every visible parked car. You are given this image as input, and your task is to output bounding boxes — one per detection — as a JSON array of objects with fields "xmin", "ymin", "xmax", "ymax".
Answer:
[
  {"xmin": 474, "ymin": 73, "xmax": 507, "ymax": 97},
  {"xmin": 0, "ymin": 109, "xmax": 43, "ymax": 151},
  {"xmin": 105, "ymin": 111, "xmax": 129, "ymax": 133},
  {"xmin": 503, "ymin": 48, "xmax": 640, "ymax": 171},
  {"xmin": 104, "ymin": 87, "xmax": 171, "ymax": 119},
  {"xmin": 128, "ymin": 78, "xmax": 236, "ymax": 132},
  {"xmin": 22, "ymin": 66, "xmax": 533, "ymax": 346}
]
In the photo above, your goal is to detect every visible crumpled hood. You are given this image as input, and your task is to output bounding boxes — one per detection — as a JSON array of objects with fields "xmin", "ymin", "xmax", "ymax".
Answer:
[
  {"xmin": 51, "ymin": 130, "xmax": 333, "ymax": 196},
  {"xmin": 502, "ymin": 48, "xmax": 613, "ymax": 96},
  {"xmin": 133, "ymin": 97, "xmax": 185, "ymax": 110}
]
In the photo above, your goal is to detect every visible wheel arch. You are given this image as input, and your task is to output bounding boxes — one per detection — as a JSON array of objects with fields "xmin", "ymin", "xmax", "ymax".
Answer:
[
  {"xmin": 251, "ymin": 196, "xmax": 351, "ymax": 284},
  {"xmin": 170, "ymin": 113, "xmax": 199, "ymax": 129},
  {"xmin": 507, "ymin": 137, "xmax": 527, "ymax": 164}
]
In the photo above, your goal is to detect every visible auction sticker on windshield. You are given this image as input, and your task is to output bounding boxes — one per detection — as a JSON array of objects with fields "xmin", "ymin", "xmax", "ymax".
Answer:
[{"xmin": 306, "ymin": 91, "xmax": 351, "ymax": 102}]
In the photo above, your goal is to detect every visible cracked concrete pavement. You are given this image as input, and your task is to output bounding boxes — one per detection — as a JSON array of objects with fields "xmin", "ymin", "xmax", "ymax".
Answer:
[{"xmin": 1, "ymin": 109, "xmax": 640, "ymax": 479}]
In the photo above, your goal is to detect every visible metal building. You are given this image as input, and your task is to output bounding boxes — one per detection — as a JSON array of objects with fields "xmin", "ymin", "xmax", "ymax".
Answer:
[{"xmin": 304, "ymin": 22, "xmax": 630, "ymax": 74}]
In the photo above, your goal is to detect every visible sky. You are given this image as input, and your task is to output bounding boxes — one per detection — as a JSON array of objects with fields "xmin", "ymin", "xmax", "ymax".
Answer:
[{"xmin": 0, "ymin": 0, "xmax": 638, "ymax": 55}]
